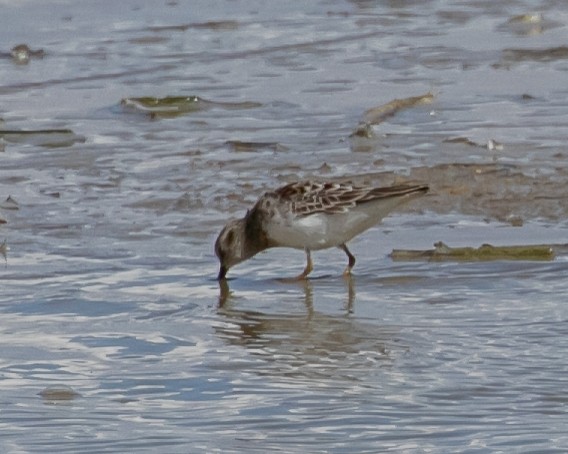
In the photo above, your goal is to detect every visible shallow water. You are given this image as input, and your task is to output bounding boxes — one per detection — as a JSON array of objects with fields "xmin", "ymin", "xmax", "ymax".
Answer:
[{"xmin": 1, "ymin": 0, "xmax": 568, "ymax": 452}]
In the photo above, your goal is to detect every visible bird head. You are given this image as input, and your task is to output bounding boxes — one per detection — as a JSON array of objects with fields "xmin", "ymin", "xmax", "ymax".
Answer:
[{"xmin": 214, "ymin": 218, "xmax": 246, "ymax": 280}]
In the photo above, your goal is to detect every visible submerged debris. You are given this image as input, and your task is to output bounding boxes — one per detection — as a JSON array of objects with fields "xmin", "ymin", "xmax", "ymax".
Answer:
[
  {"xmin": 191, "ymin": 20, "xmax": 239, "ymax": 30},
  {"xmin": 390, "ymin": 241, "xmax": 556, "ymax": 262},
  {"xmin": 8, "ymin": 44, "xmax": 45, "ymax": 64},
  {"xmin": 147, "ymin": 20, "xmax": 239, "ymax": 33},
  {"xmin": 444, "ymin": 137, "xmax": 504, "ymax": 151},
  {"xmin": 0, "ymin": 129, "xmax": 85, "ymax": 148},
  {"xmin": 121, "ymin": 96, "xmax": 261, "ymax": 118},
  {"xmin": 0, "ymin": 195, "xmax": 19, "ymax": 210},
  {"xmin": 486, "ymin": 139, "xmax": 503, "ymax": 151},
  {"xmin": 350, "ymin": 123, "xmax": 374, "ymax": 139}
]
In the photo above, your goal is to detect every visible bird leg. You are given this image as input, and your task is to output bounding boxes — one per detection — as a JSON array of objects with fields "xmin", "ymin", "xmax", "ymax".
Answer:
[
  {"xmin": 339, "ymin": 243, "xmax": 356, "ymax": 276},
  {"xmin": 292, "ymin": 248, "xmax": 313, "ymax": 280}
]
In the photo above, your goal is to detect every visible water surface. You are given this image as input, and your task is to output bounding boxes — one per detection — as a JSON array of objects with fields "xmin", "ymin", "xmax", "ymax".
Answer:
[{"xmin": 1, "ymin": 0, "xmax": 568, "ymax": 452}]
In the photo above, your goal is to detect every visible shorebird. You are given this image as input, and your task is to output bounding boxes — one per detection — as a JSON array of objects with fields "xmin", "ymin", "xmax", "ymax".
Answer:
[{"xmin": 215, "ymin": 180, "xmax": 428, "ymax": 280}]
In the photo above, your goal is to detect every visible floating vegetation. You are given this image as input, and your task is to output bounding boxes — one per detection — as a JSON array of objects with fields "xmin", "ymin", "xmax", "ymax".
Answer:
[
  {"xmin": 501, "ymin": 46, "xmax": 568, "ymax": 64},
  {"xmin": 499, "ymin": 12, "xmax": 563, "ymax": 36},
  {"xmin": 39, "ymin": 385, "xmax": 81, "ymax": 404},
  {"xmin": 121, "ymin": 96, "xmax": 261, "ymax": 118},
  {"xmin": 390, "ymin": 241, "xmax": 556, "ymax": 262},
  {"xmin": 443, "ymin": 137, "xmax": 478, "ymax": 147},
  {"xmin": 508, "ymin": 13, "xmax": 543, "ymax": 24},
  {"xmin": 147, "ymin": 20, "xmax": 239, "ymax": 33},
  {"xmin": 351, "ymin": 92, "xmax": 434, "ymax": 140},
  {"xmin": 362, "ymin": 92, "xmax": 434, "ymax": 125},
  {"xmin": 121, "ymin": 96, "xmax": 202, "ymax": 116},
  {"xmin": 225, "ymin": 140, "xmax": 289, "ymax": 152},
  {"xmin": 0, "ymin": 129, "xmax": 85, "ymax": 148},
  {"xmin": 507, "ymin": 13, "xmax": 544, "ymax": 36}
]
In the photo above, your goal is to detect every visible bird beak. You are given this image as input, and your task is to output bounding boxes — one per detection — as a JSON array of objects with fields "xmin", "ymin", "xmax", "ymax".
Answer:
[{"xmin": 218, "ymin": 265, "xmax": 228, "ymax": 280}]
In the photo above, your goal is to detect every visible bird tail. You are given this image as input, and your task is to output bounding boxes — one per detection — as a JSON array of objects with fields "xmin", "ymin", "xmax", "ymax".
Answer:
[{"xmin": 364, "ymin": 184, "xmax": 429, "ymax": 201}]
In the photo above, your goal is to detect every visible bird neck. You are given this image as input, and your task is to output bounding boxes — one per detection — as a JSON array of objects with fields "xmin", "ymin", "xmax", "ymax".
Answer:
[{"xmin": 243, "ymin": 208, "xmax": 271, "ymax": 258}]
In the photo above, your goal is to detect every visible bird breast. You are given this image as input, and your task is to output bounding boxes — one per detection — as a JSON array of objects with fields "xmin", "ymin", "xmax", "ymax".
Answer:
[{"xmin": 266, "ymin": 207, "xmax": 374, "ymax": 251}]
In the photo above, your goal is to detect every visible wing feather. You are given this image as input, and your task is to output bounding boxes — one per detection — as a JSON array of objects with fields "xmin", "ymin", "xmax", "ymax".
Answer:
[{"xmin": 272, "ymin": 181, "xmax": 428, "ymax": 216}]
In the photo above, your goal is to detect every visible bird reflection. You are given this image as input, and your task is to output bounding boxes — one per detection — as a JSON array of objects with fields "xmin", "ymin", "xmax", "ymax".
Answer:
[
  {"xmin": 0, "ymin": 239, "xmax": 7, "ymax": 266},
  {"xmin": 218, "ymin": 275, "xmax": 355, "ymax": 312},
  {"xmin": 215, "ymin": 277, "xmax": 400, "ymax": 382},
  {"xmin": 218, "ymin": 278, "xmax": 231, "ymax": 308}
]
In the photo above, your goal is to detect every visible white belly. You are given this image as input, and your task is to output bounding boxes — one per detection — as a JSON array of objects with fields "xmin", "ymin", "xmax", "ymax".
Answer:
[{"xmin": 266, "ymin": 201, "xmax": 391, "ymax": 251}]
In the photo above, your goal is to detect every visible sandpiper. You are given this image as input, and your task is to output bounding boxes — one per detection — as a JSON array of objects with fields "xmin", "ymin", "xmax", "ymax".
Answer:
[{"xmin": 215, "ymin": 180, "xmax": 428, "ymax": 280}]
